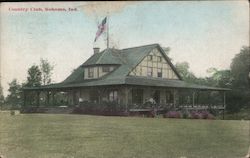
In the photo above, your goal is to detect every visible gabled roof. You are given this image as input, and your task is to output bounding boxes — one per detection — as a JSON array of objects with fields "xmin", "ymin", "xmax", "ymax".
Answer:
[
  {"xmin": 82, "ymin": 48, "xmax": 122, "ymax": 66},
  {"xmin": 23, "ymin": 43, "xmax": 230, "ymax": 91},
  {"xmin": 63, "ymin": 43, "xmax": 169, "ymax": 84}
]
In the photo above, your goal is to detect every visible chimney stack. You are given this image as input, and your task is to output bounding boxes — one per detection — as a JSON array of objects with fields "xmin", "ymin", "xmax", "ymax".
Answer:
[{"xmin": 93, "ymin": 47, "xmax": 100, "ymax": 54}]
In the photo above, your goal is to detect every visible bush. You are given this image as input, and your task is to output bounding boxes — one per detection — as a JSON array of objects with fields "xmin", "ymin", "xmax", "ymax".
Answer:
[
  {"xmin": 200, "ymin": 111, "xmax": 209, "ymax": 119},
  {"xmin": 190, "ymin": 111, "xmax": 201, "ymax": 119},
  {"xmin": 164, "ymin": 111, "xmax": 181, "ymax": 118},
  {"xmin": 190, "ymin": 111, "xmax": 215, "ymax": 119},
  {"xmin": 181, "ymin": 110, "xmax": 190, "ymax": 119},
  {"xmin": 207, "ymin": 113, "xmax": 215, "ymax": 119},
  {"xmin": 148, "ymin": 110, "xmax": 156, "ymax": 118}
]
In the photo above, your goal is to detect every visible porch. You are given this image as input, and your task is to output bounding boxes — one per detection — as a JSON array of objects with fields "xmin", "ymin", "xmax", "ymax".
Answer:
[{"xmin": 22, "ymin": 85, "xmax": 228, "ymax": 113}]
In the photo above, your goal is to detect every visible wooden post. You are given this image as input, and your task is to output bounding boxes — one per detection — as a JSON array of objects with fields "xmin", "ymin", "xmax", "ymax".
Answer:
[
  {"xmin": 173, "ymin": 89, "xmax": 176, "ymax": 108},
  {"xmin": 46, "ymin": 91, "xmax": 50, "ymax": 106},
  {"xmin": 23, "ymin": 91, "xmax": 27, "ymax": 107},
  {"xmin": 124, "ymin": 86, "xmax": 129, "ymax": 112},
  {"xmin": 98, "ymin": 88, "xmax": 102, "ymax": 104},
  {"xmin": 36, "ymin": 91, "xmax": 40, "ymax": 107},
  {"xmin": 52, "ymin": 91, "xmax": 55, "ymax": 106},
  {"xmin": 223, "ymin": 91, "xmax": 226, "ymax": 108},
  {"xmin": 223, "ymin": 91, "xmax": 226, "ymax": 120},
  {"xmin": 192, "ymin": 90, "xmax": 195, "ymax": 107}
]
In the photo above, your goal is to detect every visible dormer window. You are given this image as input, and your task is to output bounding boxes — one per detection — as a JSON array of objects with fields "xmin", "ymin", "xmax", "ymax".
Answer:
[
  {"xmin": 102, "ymin": 66, "xmax": 110, "ymax": 72},
  {"xmin": 88, "ymin": 67, "xmax": 94, "ymax": 78}
]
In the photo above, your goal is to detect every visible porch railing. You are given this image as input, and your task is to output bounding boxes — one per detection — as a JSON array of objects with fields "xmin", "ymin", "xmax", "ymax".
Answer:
[{"xmin": 178, "ymin": 104, "xmax": 225, "ymax": 110}]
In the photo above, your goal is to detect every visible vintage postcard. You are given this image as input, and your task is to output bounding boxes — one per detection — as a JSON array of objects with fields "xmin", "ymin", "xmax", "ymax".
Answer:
[{"xmin": 0, "ymin": 1, "xmax": 249, "ymax": 158}]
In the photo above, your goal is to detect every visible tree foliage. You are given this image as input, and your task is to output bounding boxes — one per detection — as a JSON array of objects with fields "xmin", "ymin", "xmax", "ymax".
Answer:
[
  {"xmin": 26, "ymin": 65, "xmax": 42, "ymax": 87},
  {"xmin": 206, "ymin": 68, "xmax": 232, "ymax": 88},
  {"xmin": 0, "ymin": 84, "xmax": 4, "ymax": 105},
  {"xmin": 6, "ymin": 79, "xmax": 22, "ymax": 106},
  {"xmin": 230, "ymin": 46, "xmax": 250, "ymax": 89},
  {"xmin": 175, "ymin": 62, "xmax": 196, "ymax": 82},
  {"xmin": 40, "ymin": 58, "xmax": 54, "ymax": 85},
  {"xmin": 175, "ymin": 46, "xmax": 250, "ymax": 113}
]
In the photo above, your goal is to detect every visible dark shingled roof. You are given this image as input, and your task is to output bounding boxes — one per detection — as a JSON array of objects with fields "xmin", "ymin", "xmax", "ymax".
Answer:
[
  {"xmin": 23, "ymin": 43, "xmax": 230, "ymax": 91},
  {"xmin": 82, "ymin": 48, "xmax": 122, "ymax": 66}
]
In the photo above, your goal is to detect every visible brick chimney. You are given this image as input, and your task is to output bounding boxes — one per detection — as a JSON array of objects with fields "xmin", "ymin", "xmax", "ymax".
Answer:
[{"xmin": 93, "ymin": 47, "xmax": 100, "ymax": 54}]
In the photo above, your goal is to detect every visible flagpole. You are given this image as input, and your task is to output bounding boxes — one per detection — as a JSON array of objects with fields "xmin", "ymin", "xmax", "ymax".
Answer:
[{"xmin": 107, "ymin": 12, "xmax": 109, "ymax": 49}]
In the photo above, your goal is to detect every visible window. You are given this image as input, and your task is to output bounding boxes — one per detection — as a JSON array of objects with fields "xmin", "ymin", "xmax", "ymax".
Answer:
[
  {"xmin": 109, "ymin": 90, "xmax": 118, "ymax": 102},
  {"xmin": 102, "ymin": 66, "xmax": 110, "ymax": 72},
  {"xmin": 157, "ymin": 68, "xmax": 162, "ymax": 78},
  {"xmin": 147, "ymin": 67, "xmax": 153, "ymax": 77},
  {"xmin": 148, "ymin": 55, "xmax": 153, "ymax": 61},
  {"xmin": 157, "ymin": 56, "xmax": 162, "ymax": 62},
  {"xmin": 88, "ymin": 67, "xmax": 94, "ymax": 78}
]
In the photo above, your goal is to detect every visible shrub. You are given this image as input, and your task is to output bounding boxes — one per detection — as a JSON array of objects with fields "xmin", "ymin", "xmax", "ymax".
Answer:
[
  {"xmin": 164, "ymin": 111, "xmax": 181, "ymax": 118},
  {"xmin": 181, "ymin": 111, "xmax": 190, "ymax": 119},
  {"xmin": 207, "ymin": 113, "xmax": 215, "ymax": 119},
  {"xmin": 200, "ymin": 111, "xmax": 209, "ymax": 119},
  {"xmin": 190, "ymin": 111, "xmax": 201, "ymax": 119},
  {"xmin": 200, "ymin": 111, "xmax": 215, "ymax": 119},
  {"xmin": 148, "ymin": 110, "xmax": 156, "ymax": 118}
]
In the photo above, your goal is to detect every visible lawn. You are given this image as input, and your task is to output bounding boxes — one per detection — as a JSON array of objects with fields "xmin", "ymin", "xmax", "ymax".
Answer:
[{"xmin": 0, "ymin": 112, "xmax": 249, "ymax": 158}]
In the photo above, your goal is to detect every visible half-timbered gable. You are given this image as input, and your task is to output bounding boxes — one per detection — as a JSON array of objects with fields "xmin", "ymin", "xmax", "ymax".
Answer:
[{"xmin": 129, "ymin": 48, "xmax": 178, "ymax": 79}]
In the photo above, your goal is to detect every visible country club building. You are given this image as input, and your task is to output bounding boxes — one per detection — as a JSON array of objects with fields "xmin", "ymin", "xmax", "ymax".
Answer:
[{"xmin": 22, "ymin": 44, "xmax": 229, "ymax": 112}]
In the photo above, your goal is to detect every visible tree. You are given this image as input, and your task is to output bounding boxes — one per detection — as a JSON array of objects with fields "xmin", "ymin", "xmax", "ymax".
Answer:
[
  {"xmin": 230, "ymin": 46, "xmax": 250, "ymax": 89},
  {"xmin": 206, "ymin": 68, "xmax": 232, "ymax": 88},
  {"xmin": 226, "ymin": 46, "xmax": 250, "ymax": 112},
  {"xmin": 40, "ymin": 58, "xmax": 54, "ymax": 85},
  {"xmin": 0, "ymin": 84, "xmax": 4, "ymax": 107},
  {"xmin": 6, "ymin": 79, "xmax": 22, "ymax": 107},
  {"xmin": 26, "ymin": 65, "xmax": 42, "ymax": 87},
  {"xmin": 175, "ymin": 62, "xmax": 196, "ymax": 82}
]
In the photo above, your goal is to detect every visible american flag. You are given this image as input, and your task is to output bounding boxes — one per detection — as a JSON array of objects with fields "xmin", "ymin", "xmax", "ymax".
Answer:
[{"xmin": 94, "ymin": 17, "xmax": 107, "ymax": 42}]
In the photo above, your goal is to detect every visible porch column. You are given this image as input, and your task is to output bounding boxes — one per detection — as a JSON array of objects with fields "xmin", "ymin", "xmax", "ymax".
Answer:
[
  {"xmin": 52, "ymin": 91, "xmax": 55, "ymax": 106},
  {"xmin": 223, "ymin": 91, "xmax": 226, "ymax": 120},
  {"xmin": 97, "ymin": 88, "xmax": 106, "ymax": 104},
  {"xmin": 192, "ymin": 90, "xmax": 195, "ymax": 107},
  {"xmin": 46, "ymin": 91, "xmax": 50, "ymax": 106},
  {"xmin": 124, "ymin": 86, "xmax": 129, "ymax": 112},
  {"xmin": 72, "ymin": 90, "xmax": 76, "ymax": 105},
  {"xmin": 23, "ymin": 91, "xmax": 27, "ymax": 107},
  {"xmin": 36, "ymin": 91, "xmax": 40, "ymax": 107},
  {"xmin": 173, "ymin": 89, "xmax": 178, "ymax": 108},
  {"xmin": 223, "ymin": 91, "xmax": 226, "ymax": 108}
]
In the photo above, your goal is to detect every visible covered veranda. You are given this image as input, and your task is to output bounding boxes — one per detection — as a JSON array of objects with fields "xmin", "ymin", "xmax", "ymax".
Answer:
[{"xmin": 22, "ymin": 83, "xmax": 229, "ymax": 117}]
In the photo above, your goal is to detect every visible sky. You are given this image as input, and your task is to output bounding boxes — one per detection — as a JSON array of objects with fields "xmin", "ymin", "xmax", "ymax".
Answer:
[{"xmin": 0, "ymin": 1, "xmax": 249, "ymax": 96}]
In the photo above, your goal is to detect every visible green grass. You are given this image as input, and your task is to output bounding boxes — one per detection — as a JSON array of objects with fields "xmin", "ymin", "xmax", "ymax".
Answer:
[{"xmin": 0, "ymin": 112, "xmax": 249, "ymax": 158}]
